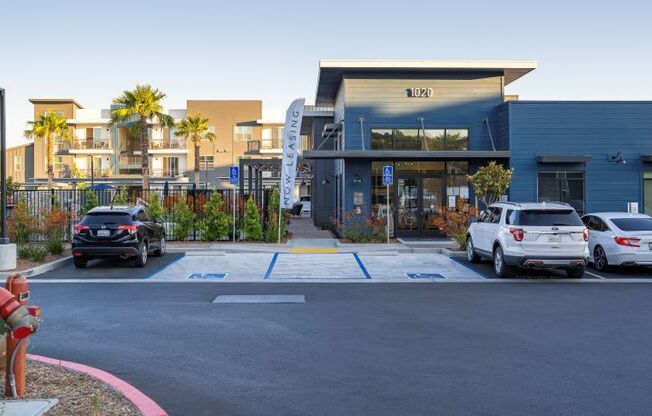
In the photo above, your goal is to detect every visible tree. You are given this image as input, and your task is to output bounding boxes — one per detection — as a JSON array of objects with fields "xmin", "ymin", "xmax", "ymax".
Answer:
[
  {"xmin": 6, "ymin": 176, "xmax": 20, "ymax": 194},
  {"xmin": 112, "ymin": 186, "xmax": 128, "ymax": 205},
  {"xmin": 175, "ymin": 114, "xmax": 216, "ymax": 189},
  {"xmin": 24, "ymin": 111, "xmax": 71, "ymax": 189},
  {"xmin": 242, "ymin": 197, "xmax": 262, "ymax": 240},
  {"xmin": 265, "ymin": 188, "xmax": 286, "ymax": 243},
  {"xmin": 200, "ymin": 192, "xmax": 231, "ymax": 241},
  {"xmin": 82, "ymin": 190, "xmax": 99, "ymax": 215},
  {"xmin": 467, "ymin": 161, "xmax": 513, "ymax": 207},
  {"xmin": 109, "ymin": 85, "xmax": 175, "ymax": 190},
  {"xmin": 146, "ymin": 192, "xmax": 165, "ymax": 221}
]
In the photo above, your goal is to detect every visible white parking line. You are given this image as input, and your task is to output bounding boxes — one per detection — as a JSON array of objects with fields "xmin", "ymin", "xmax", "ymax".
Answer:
[{"xmin": 584, "ymin": 270, "xmax": 606, "ymax": 279}]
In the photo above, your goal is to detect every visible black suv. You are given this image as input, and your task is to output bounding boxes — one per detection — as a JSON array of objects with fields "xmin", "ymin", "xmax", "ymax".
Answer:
[{"xmin": 72, "ymin": 205, "xmax": 166, "ymax": 268}]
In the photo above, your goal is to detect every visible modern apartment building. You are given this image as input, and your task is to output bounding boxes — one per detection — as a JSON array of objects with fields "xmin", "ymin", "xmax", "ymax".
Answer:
[
  {"xmin": 22, "ymin": 98, "xmax": 293, "ymax": 189},
  {"xmin": 5, "ymin": 143, "xmax": 33, "ymax": 184}
]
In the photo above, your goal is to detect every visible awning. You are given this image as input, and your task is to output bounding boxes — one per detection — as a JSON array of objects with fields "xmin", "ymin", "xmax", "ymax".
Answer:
[
  {"xmin": 536, "ymin": 155, "xmax": 592, "ymax": 163},
  {"xmin": 302, "ymin": 150, "xmax": 510, "ymax": 160}
]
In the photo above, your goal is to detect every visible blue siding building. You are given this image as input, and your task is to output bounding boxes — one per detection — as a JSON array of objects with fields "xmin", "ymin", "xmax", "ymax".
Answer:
[{"xmin": 303, "ymin": 60, "xmax": 652, "ymax": 238}]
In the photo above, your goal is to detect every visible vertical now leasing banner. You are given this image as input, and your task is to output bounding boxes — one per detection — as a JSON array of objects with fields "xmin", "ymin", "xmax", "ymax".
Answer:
[{"xmin": 280, "ymin": 98, "xmax": 305, "ymax": 208}]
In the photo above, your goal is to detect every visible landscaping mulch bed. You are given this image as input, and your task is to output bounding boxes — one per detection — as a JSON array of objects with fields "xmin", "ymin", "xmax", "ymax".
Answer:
[{"xmin": 4, "ymin": 360, "xmax": 140, "ymax": 415}]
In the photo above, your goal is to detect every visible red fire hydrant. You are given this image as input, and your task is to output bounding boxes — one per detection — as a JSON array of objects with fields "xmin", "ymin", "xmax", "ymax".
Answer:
[{"xmin": 2, "ymin": 273, "xmax": 40, "ymax": 397}]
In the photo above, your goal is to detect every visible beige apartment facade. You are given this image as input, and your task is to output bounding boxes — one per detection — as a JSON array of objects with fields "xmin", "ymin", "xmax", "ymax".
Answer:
[{"xmin": 18, "ymin": 98, "xmax": 289, "ymax": 189}]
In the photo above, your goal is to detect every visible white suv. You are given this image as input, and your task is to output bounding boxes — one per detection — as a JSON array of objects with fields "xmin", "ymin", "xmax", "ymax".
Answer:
[{"xmin": 466, "ymin": 202, "xmax": 589, "ymax": 278}]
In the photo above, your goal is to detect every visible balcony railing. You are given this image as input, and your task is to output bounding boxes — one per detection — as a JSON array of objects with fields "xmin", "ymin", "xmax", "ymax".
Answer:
[
  {"xmin": 72, "ymin": 139, "xmax": 111, "ymax": 150},
  {"xmin": 247, "ymin": 138, "xmax": 283, "ymax": 152},
  {"xmin": 151, "ymin": 168, "xmax": 183, "ymax": 178},
  {"xmin": 56, "ymin": 167, "xmax": 110, "ymax": 179},
  {"xmin": 150, "ymin": 139, "xmax": 186, "ymax": 150},
  {"xmin": 119, "ymin": 156, "xmax": 141, "ymax": 168}
]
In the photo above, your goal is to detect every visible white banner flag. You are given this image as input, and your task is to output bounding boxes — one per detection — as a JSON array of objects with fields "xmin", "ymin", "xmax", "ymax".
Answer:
[{"xmin": 280, "ymin": 98, "xmax": 305, "ymax": 209}]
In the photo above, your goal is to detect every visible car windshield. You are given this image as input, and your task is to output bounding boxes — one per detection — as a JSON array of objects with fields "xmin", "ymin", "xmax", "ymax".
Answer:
[
  {"xmin": 300, "ymin": 196, "xmax": 310, "ymax": 202},
  {"xmin": 611, "ymin": 217, "xmax": 652, "ymax": 231},
  {"xmin": 82, "ymin": 212, "xmax": 131, "ymax": 225},
  {"xmin": 515, "ymin": 209, "xmax": 583, "ymax": 226}
]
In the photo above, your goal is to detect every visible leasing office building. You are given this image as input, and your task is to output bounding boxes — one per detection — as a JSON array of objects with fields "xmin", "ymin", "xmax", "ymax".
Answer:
[{"xmin": 303, "ymin": 60, "xmax": 652, "ymax": 238}]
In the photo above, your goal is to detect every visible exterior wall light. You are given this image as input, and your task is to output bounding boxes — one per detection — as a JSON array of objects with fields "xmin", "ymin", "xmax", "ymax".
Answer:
[{"xmin": 609, "ymin": 152, "xmax": 627, "ymax": 164}]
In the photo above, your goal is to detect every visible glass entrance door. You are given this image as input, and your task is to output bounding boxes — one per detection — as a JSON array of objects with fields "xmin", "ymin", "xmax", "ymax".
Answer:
[
  {"xmin": 421, "ymin": 176, "xmax": 444, "ymax": 235},
  {"xmin": 395, "ymin": 174, "xmax": 444, "ymax": 237},
  {"xmin": 396, "ymin": 176, "xmax": 419, "ymax": 235}
]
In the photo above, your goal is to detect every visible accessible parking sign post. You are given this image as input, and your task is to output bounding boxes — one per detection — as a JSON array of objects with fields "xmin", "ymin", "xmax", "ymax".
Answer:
[
  {"xmin": 383, "ymin": 165, "xmax": 393, "ymax": 244},
  {"xmin": 230, "ymin": 166, "xmax": 239, "ymax": 242}
]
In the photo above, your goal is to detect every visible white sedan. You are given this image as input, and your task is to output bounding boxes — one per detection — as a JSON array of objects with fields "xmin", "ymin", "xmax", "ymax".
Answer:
[{"xmin": 582, "ymin": 212, "xmax": 652, "ymax": 271}]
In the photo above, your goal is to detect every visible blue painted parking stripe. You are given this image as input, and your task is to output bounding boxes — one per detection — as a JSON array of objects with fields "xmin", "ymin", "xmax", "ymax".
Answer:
[
  {"xmin": 264, "ymin": 253, "xmax": 279, "ymax": 279},
  {"xmin": 352, "ymin": 253, "xmax": 372, "ymax": 279}
]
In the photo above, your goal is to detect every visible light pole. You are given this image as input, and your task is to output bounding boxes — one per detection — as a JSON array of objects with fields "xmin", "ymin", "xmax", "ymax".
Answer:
[{"xmin": 0, "ymin": 87, "xmax": 8, "ymax": 244}]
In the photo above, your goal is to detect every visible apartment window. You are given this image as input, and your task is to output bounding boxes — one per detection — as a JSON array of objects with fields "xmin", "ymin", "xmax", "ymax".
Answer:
[
  {"xmin": 234, "ymin": 126, "xmax": 252, "ymax": 141},
  {"xmin": 199, "ymin": 156, "xmax": 214, "ymax": 170},
  {"xmin": 44, "ymin": 111, "xmax": 64, "ymax": 117},
  {"xmin": 370, "ymin": 128, "xmax": 469, "ymax": 151},
  {"xmin": 13, "ymin": 156, "xmax": 22, "ymax": 172},
  {"xmin": 538, "ymin": 171, "xmax": 585, "ymax": 214}
]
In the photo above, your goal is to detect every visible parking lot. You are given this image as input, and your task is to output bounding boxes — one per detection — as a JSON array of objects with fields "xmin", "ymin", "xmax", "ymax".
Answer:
[{"xmin": 452, "ymin": 257, "xmax": 652, "ymax": 280}]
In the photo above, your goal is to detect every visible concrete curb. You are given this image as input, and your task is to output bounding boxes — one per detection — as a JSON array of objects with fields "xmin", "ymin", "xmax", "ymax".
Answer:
[
  {"xmin": 441, "ymin": 248, "xmax": 466, "ymax": 258},
  {"xmin": 28, "ymin": 354, "xmax": 167, "ymax": 416},
  {"xmin": 0, "ymin": 256, "xmax": 72, "ymax": 279}
]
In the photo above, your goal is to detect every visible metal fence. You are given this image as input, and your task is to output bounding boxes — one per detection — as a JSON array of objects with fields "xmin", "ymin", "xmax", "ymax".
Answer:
[{"xmin": 7, "ymin": 188, "xmax": 275, "ymax": 241}]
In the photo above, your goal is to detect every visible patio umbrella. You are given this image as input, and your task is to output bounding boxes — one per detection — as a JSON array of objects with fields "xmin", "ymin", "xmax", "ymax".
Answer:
[{"xmin": 89, "ymin": 183, "xmax": 114, "ymax": 191}]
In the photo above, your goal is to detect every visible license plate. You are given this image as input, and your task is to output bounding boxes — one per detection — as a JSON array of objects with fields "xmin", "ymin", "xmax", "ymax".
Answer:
[
  {"xmin": 97, "ymin": 229, "xmax": 110, "ymax": 237},
  {"xmin": 548, "ymin": 235, "xmax": 561, "ymax": 244}
]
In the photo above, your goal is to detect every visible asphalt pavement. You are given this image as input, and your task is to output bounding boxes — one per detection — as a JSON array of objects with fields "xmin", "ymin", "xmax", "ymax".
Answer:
[
  {"xmin": 29, "ymin": 281, "xmax": 652, "ymax": 416},
  {"xmin": 35, "ymin": 253, "xmax": 184, "ymax": 279}
]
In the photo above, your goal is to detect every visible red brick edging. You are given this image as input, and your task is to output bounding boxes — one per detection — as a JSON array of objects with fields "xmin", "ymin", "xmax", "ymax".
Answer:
[{"xmin": 28, "ymin": 354, "xmax": 167, "ymax": 416}]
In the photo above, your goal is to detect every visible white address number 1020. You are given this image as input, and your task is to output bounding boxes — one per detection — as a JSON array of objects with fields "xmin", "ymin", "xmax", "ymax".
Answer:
[{"xmin": 407, "ymin": 87, "xmax": 433, "ymax": 98}]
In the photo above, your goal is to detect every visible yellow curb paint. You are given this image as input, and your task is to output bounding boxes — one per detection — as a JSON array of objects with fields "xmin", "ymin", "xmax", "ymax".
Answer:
[{"xmin": 289, "ymin": 248, "xmax": 339, "ymax": 253}]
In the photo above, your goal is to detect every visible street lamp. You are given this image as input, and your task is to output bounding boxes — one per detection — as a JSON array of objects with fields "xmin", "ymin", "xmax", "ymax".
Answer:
[{"xmin": 0, "ymin": 87, "xmax": 8, "ymax": 244}]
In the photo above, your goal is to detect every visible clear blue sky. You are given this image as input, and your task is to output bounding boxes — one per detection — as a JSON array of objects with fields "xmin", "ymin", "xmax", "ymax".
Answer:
[{"xmin": 2, "ymin": 0, "xmax": 651, "ymax": 147}]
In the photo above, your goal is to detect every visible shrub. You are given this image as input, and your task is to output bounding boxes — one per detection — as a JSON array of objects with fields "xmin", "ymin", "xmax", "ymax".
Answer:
[
  {"xmin": 200, "ymin": 193, "xmax": 231, "ymax": 241},
  {"xmin": 432, "ymin": 198, "xmax": 478, "ymax": 250},
  {"xmin": 467, "ymin": 161, "xmax": 513, "ymax": 207},
  {"xmin": 242, "ymin": 197, "xmax": 262, "ymax": 240},
  {"xmin": 264, "ymin": 188, "xmax": 287, "ymax": 243},
  {"xmin": 112, "ymin": 186, "xmax": 128, "ymax": 205},
  {"xmin": 8, "ymin": 198, "xmax": 35, "ymax": 244},
  {"xmin": 82, "ymin": 190, "xmax": 99, "ymax": 215},
  {"xmin": 335, "ymin": 207, "xmax": 387, "ymax": 243},
  {"xmin": 147, "ymin": 192, "xmax": 165, "ymax": 221},
  {"xmin": 46, "ymin": 238, "xmax": 65, "ymax": 255},
  {"xmin": 172, "ymin": 197, "xmax": 196, "ymax": 241},
  {"xmin": 18, "ymin": 244, "xmax": 49, "ymax": 262},
  {"xmin": 30, "ymin": 245, "xmax": 48, "ymax": 262}
]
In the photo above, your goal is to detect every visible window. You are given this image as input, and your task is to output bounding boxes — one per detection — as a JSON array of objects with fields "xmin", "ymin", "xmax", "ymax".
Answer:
[
  {"xmin": 538, "ymin": 171, "xmax": 585, "ymax": 215},
  {"xmin": 13, "ymin": 156, "xmax": 22, "ymax": 172},
  {"xmin": 644, "ymin": 172, "xmax": 652, "ymax": 216},
  {"xmin": 611, "ymin": 217, "xmax": 652, "ymax": 231},
  {"xmin": 514, "ymin": 210, "xmax": 583, "ymax": 226},
  {"xmin": 370, "ymin": 128, "xmax": 469, "ymax": 151},
  {"xmin": 489, "ymin": 207, "xmax": 502, "ymax": 223},
  {"xmin": 199, "ymin": 156, "xmax": 214, "ymax": 170},
  {"xmin": 234, "ymin": 126, "xmax": 252, "ymax": 141},
  {"xmin": 44, "ymin": 111, "xmax": 64, "ymax": 117}
]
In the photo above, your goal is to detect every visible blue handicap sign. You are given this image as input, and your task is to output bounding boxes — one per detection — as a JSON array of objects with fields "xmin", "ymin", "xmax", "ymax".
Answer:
[
  {"xmin": 407, "ymin": 273, "xmax": 445, "ymax": 279},
  {"xmin": 382, "ymin": 165, "xmax": 393, "ymax": 185},
  {"xmin": 229, "ymin": 166, "xmax": 239, "ymax": 185},
  {"xmin": 189, "ymin": 273, "xmax": 227, "ymax": 279}
]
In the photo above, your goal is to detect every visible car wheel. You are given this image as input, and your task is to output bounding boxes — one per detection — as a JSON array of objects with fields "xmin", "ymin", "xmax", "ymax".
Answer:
[
  {"xmin": 73, "ymin": 256, "xmax": 87, "ymax": 269},
  {"xmin": 593, "ymin": 246, "xmax": 610, "ymax": 272},
  {"xmin": 154, "ymin": 235, "xmax": 166, "ymax": 257},
  {"xmin": 567, "ymin": 265, "xmax": 585, "ymax": 278},
  {"xmin": 493, "ymin": 246, "xmax": 513, "ymax": 278},
  {"xmin": 134, "ymin": 242, "xmax": 148, "ymax": 267},
  {"xmin": 466, "ymin": 237, "xmax": 481, "ymax": 263}
]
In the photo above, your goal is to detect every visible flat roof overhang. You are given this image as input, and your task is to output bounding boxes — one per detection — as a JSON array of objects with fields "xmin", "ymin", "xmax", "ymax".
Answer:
[
  {"xmin": 537, "ymin": 155, "xmax": 592, "ymax": 163},
  {"xmin": 315, "ymin": 60, "xmax": 538, "ymax": 106},
  {"xmin": 303, "ymin": 150, "xmax": 510, "ymax": 161}
]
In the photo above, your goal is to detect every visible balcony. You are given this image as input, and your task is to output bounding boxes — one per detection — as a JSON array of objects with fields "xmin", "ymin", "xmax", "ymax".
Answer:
[
  {"xmin": 56, "ymin": 166, "xmax": 110, "ymax": 179},
  {"xmin": 72, "ymin": 138, "xmax": 111, "ymax": 150},
  {"xmin": 150, "ymin": 139, "xmax": 186, "ymax": 150},
  {"xmin": 246, "ymin": 138, "xmax": 283, "ymax": 154},
  {"xmin": 151, "ymin": 168, "xmax": 184, "ymax": 178}
]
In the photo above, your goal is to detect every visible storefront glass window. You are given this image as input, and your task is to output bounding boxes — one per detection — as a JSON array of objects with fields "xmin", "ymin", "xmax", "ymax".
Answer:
[
  {"xmin": 644, "ymin": 172, "xmax": 652, "ymax": 216},
  {"xmin": 370, "ymin": 129, "xmax": 468, "ymax": 151},
  {"xmin": 445, "ymin": 129, "xmax": 469, "ymax": 150},
  {"xmin": 371, "ymin": 129, "xmax": 393, "ymax": 150},
  {"xmin": 538, "ymin": 171, "xmax": 585, "ymax": 214}
]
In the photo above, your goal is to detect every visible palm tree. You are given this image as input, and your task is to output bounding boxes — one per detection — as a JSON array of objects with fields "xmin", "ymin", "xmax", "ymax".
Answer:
[
  {"xmin": 109, "ymin": 85, "xmax": 174, "ymax": 190},
  {"xmin": 174, "ymin": 114, "xmax": 216, "ymax": 189},
  {"xmin": 24, "ymin": 111, "xmax": 71, "ymax": 189}
]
